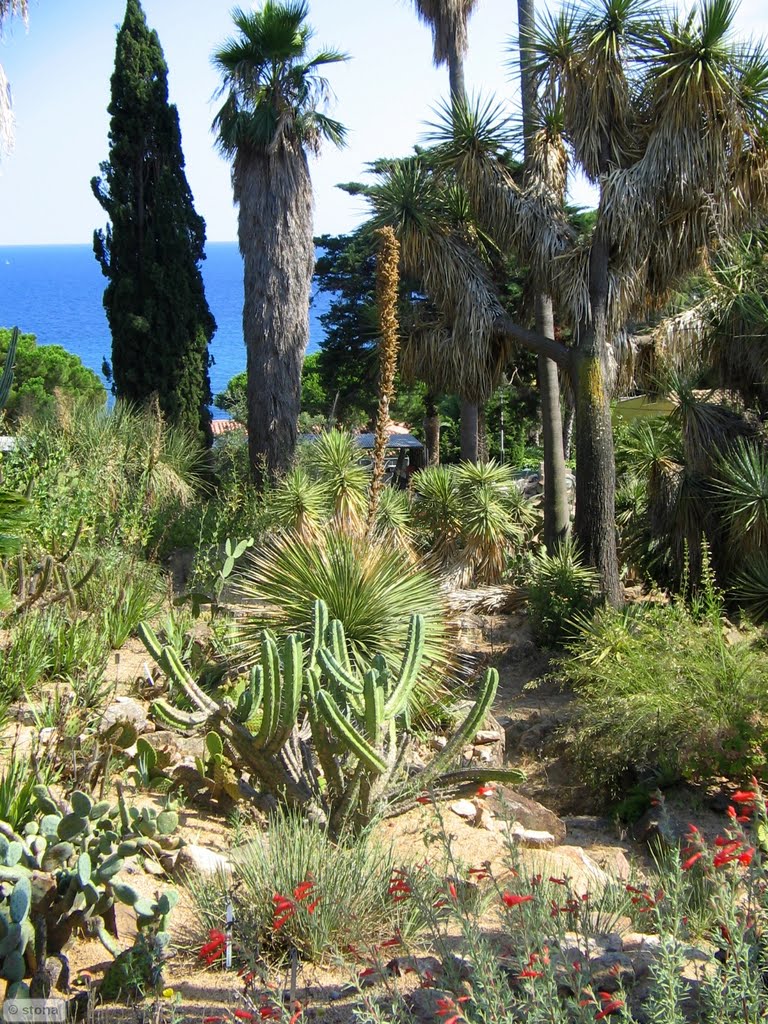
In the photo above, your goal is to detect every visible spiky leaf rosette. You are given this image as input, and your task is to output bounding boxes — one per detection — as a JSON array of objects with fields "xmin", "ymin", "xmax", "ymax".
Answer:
[
  {"xmin": 233, "ymin": 528, "xmax": 458, "ymax": 722},
  {"xmin": 300, "ymin": 430, "xmax": 369, "ymax": 533}
]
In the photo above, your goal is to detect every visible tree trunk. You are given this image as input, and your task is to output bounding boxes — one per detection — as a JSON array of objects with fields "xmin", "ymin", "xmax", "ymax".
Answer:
[
  {"xmin": 573, "ymin": 235, "xmax": 622, "ymax": 606},
  {"xmin": 562, "ymin": 381, "xmax": 575, "ymax": 461},
  {"xmin": 517, "ymin": 0, "xmax": 569, "ymax": 550},
  {"xmin": 423, "ymin": 391, "xmax": 440, "ymax": 465},
  {"xmin": 460, "ymin": 398, "xmax": 478, "ymax": 461},
  {"xmin": 478, "ymin": 404, "xmax": 488, "ymax": 463},
  {"xmin": 237, "ymin": 146, "xmax": 314, "ymax": 487}
]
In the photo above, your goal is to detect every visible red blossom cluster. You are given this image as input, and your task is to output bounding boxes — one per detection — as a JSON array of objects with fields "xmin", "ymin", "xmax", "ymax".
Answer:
[
  {"xmin": 272, "ymin": 874, "xmax": 319, "ymax": 930},
  {"xmin": 681, "ymin": 814, "xmax": 756, "ymax": 873},
  {"xmin": 517, "ymin": 948, "xmax": 550, "ymax": 981},
  {"xmin": 388, "ymin": 868, "xmax": 412, "ymax": 902},
  {"xmin": 501, "ymin": 892, "xmax": 534, "ymax": 908},
  {"xmin": 199, "ymin": 928, "xmax": 227, "ymax": 966},
  {"xmin": 435, "ymin": 994, "xmax": 470, "ymax": 1024}
]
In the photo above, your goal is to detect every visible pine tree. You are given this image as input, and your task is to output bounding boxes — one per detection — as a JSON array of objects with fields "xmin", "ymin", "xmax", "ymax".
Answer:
[{"xmin": 92, "ymin": 0, "xmax": 214, "ymax": 443}]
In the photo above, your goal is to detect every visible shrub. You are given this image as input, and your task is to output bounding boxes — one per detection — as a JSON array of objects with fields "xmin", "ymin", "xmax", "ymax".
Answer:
[
  {"xmin": 187, "ymin": 812, "xmax": 424, "ymax": 966},
  {"xmin": 525, "ymin": 538, "xmax": 601, "ymax": 646},
  {"xmin": 562, "ymin": 601, "xmax": 768, "ymax": 793}
]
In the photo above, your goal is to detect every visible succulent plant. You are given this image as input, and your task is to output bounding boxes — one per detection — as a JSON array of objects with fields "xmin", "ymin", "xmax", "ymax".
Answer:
[{"xmin": 140, "ymin": 600, "xmax": 524, "ymax": 835}]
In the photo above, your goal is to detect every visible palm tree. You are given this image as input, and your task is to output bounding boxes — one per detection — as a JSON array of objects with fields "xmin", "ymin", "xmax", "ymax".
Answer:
[
  {"xmin": 0, "ymin": 0, "xmax": 27, "ymax": 159},
  {"xmin": 411, "ymin": 0, "xmax": 481, "ymax": 460},
  {"xmin": 212, "ymin": 2, "xmax": 347, "ymax": 485},
  {"xmin": 515, "ymin": 0, "xmax": 569, "ymax": 548},
  {"xmin": 429, "ymin": 0, "xmax": 768, "ymax": 604}
]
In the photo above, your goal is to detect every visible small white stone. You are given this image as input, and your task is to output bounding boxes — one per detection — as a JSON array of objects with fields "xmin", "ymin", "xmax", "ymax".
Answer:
[{"xmin": 450, "ymin": 799, "xmax": 478, "ymax": 820}]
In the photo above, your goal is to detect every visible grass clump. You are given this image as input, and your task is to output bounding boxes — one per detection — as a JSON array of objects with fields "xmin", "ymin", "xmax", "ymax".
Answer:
[
  {"xmin": 187, "ymin": 812, "xmax": 424, "ymax": 965},
  {"xmin": 525, "ymin": 538, "xmax": 601, "ymax": 646}
]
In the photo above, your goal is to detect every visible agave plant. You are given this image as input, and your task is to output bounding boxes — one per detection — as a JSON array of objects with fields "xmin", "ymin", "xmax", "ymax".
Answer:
[
  {"xmin": 232, "ymin": 528, "xmax": 458, "ymax": 721},
  {"xmin": 732, "ymin": 554, "xmax": 768, "ymax": 623}
]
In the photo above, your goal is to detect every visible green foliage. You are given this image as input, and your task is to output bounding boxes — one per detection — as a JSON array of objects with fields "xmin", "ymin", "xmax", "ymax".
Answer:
[
  {"xmin": 1, "ymin": 400, "xmax": 206, "ymax": 553},
  {"xmin": 562, "ymin": 601, "xmax": 768, "ymax": 794},
  {"xmin": 0, "ymin": 783, "xmax": 180, "ymax": 983},
  {"xmin": 188, "ymin": 812, "xmax": 424, "ymax": 965},
  {"xmin": 92, "ymin": 0, "xmax": 214, "ymax": 442},
  {"xmin": 0, "ymin": 327, "xmax": 105, "ymax": 422},
  {"xmin": 0, "ymin": 754, "xmax": 57, "ymax": 832},
  {"xmin": 526, "ymin": 538, "xmax": 601, "ymax": 646}
]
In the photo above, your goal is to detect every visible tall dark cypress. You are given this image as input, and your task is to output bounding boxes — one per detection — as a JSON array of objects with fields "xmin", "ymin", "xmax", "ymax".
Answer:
[{"xmin": 92, "ymin": 0, "xmax": 215, "ymax": 443}]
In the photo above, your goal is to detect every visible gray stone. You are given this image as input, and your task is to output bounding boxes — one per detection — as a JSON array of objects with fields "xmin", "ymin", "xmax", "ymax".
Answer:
[{"xmin": 100, "ymin": 696, "xmax": 154, "ymax": 735}]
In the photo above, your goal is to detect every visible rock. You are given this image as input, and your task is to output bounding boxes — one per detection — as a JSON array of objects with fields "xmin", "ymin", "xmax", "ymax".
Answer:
[
  {"xmin": 173, "ymin": 844, "xmax": 231, "ymax": 878},
  {"xmin": 622, "ymin": 932, "xmax": 661, "ymax": 953},
  {"xmin": 589, "ymin": 952, "xmax": 635, "ymax": 993},
  {"xmin": 504, "ymin": 823, "xmax": 556, "ymax": 848},
  {"xmin": 522, "ymin": 846, "xmax": 610, "ymax": 891},
  {"xmin": 151, "ymin": 730, "xmax": 205, "ymax": 760},
  {"xmin": 486, "ymin": 788, "xmax": 567, "ymax": 845},
  {"xmin": 406, "ymin": 990, "xmax": 457, "ymax": 1022},
  {"xmin": 430, "ymin": 735, "xmax": 448, "ymax": 751},
  {"xmin": 451, "ymin": 799, "xmax": 478, "ymax": 821},
  {"xmin": 100, "ymin": 696, "xmax": 154, "ymax": 736},
  {"xmin": 386, "ymin": 956, "xmax": 443, "ymax": 982},
  {"xmin": 474, "ymin": 730, "xmax": 502, "ymax": 745}
]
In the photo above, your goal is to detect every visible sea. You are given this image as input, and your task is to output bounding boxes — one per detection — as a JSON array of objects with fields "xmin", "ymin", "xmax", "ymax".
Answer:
[{"xmin": 0, "ymin": 242, "xmax": 331, "ymax": 418}]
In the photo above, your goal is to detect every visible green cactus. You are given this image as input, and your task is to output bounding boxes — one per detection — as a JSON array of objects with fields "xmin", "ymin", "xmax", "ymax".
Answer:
[{"xmin": 139, "ymin": 599, "xmax": 526, "ymax": 836}]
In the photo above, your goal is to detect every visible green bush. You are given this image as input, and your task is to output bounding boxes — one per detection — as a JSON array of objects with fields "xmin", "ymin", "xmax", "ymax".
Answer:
[
  {"xmin": 525, "ymin": 538, "xmax": 601, "ymax": 646},
  {"xmin": 187, "ymin": 812, "xmax": 424, "ymax": 965},
  {"xmin": 562, "ymin": 601, "xmax": 768, "ymax": 792}
]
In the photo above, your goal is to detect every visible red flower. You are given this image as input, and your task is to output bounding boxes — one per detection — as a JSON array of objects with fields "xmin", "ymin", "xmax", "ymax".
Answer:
[
  {"xmin": 739, "ymin": 847, "xmax": 755, "ymax": 867},
  {"xmin": 595, "ymin": 1000, "xmax": 624, "ymax": 1020},
  {"xmin": 234, "ymin": 1011, "xmax": 256, "ymax": 1021},
  {"xmin": 476, "ymin": 785, "xmax": 496, "ymax": 797},
  {"xmin": 199, "ymin": 929, "xmax": 227, "ymax": 965},
  {"xmin": 258, "ymin": 1008, "xmax": 280, "ymax": 1021},
  {"xmin": 732, "ymin": 791, "xmax": 757, "ymax": 806},
  {"xmin": 518, "ymin": 969, "xmax": 543, "ymax": 979},
  {"xmin": 502, "ymin": 892, "xmax": 534, "ymax": 907},
  {"xmin": 448, "ymin": 881, "xmax": 458, "ymax": 900},
  {"xmin": 682, "ymin": 852, "xmax": 703, "ymax": 871}
]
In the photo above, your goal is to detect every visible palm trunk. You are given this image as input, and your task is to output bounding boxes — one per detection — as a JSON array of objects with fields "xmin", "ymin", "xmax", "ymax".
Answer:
[
  {"xmin": 237, "ymin": 146, "xmax": 314, "ymax": 487},
  {"xmin": 518, "ymin": 0, "xmax": 569, "ymax": 549},
  {"xmin": 424, "ymin": 391, "xmax": 441, "ymax": 465},
  {"xmin": 573, "ymin": 235, "xmax": 621, "ymax": 606},
  {"xmin": 448, "ymin": 41, "xmax": 479, "ymax": 462},
  {"xmin": 460, "ymin": 398, "xmax": 479, "ymax": 461}
]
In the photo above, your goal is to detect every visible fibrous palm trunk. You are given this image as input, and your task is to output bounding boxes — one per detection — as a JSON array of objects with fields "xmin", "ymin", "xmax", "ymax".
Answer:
[
  {"xmin": 236, "ymin": 144, "xmax": 314, "ymax": 486},
  {"xmin": 447, "ymin": 41, "xmax": 479, "ymax": 462},
  {"xmin": 573, "ymin": 235, "xmax": 621, "ymax": 606},
  {"xmin": 517, "ymin": 0, "xmax": 569, "ymax": 550}
]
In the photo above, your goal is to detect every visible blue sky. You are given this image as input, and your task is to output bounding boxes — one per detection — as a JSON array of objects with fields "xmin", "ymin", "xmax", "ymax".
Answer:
[{"xmin": 0, "ymin": 0, "xmax": 764, "ymax": 245}]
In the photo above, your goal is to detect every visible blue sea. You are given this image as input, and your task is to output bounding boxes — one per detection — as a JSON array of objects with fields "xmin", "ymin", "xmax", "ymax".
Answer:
[{"xmin": 0, "ymin": 242, "xmax": 331, "ymax": 418}]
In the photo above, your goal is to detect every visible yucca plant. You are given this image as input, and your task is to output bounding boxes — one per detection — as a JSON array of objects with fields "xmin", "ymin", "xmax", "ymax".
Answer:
[
  {"xmin": 374, "ymin": 486, "xmax": 415, "ymax": 552},
  {"xmin": 268, "ymin": 466, "xmax": 329, "ymax": 539},
  {"xmin": 232, "ymin": 528, "xmax": 457, "ymax": 721},
  {"xmin": 732, "ymin": 553, "xmax": 768, "ymax": 623},
  {"xmin": 526, "ymin": 537, "xmax": 601, "ymax": 646},
  {"xmin": 712, "ymin": 437, "xmax": 768, "ymax": 558},
  {"xmin": 302, "ymin": 430, "xmax": 369, "ymax": 533},
  {"xmin": 411, "ymin": 465, "xmax": 464, "ymax": 563}
]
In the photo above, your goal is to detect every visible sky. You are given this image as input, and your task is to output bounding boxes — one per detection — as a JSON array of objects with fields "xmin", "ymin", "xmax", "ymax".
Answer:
[{"xmin": 0, "ymin": 0, "xmax": 765, "ymax": 246}]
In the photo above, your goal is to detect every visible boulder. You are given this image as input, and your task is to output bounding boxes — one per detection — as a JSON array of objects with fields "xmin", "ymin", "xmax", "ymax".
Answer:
[
  {"xmin": 486, "ymin": 788, "xmax": 567, "ymax": 845},
  {"xmin": 173, "ymin": 843, "xmax": 231, "ymax": 878},
  {"xmin": 100, "ymin": 696, "xmax": 154, "ymax": 736}
]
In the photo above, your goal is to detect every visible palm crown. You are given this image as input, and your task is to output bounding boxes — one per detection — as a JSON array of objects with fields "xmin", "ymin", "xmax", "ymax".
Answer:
[{"xmin": 212, "ymin": 1, "xmax": 348, "ymax": 156}]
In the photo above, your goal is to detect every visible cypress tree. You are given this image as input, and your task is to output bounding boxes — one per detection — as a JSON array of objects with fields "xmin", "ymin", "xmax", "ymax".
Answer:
[{"xmin": 92, "ymin": 0, "xmax": 215, "ymax": 443}]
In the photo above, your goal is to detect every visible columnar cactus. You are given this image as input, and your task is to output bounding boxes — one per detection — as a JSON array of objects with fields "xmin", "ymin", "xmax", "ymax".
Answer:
[{"xmin": 140, "ymin": 600, "xmax": 524, "ymax": 834}]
